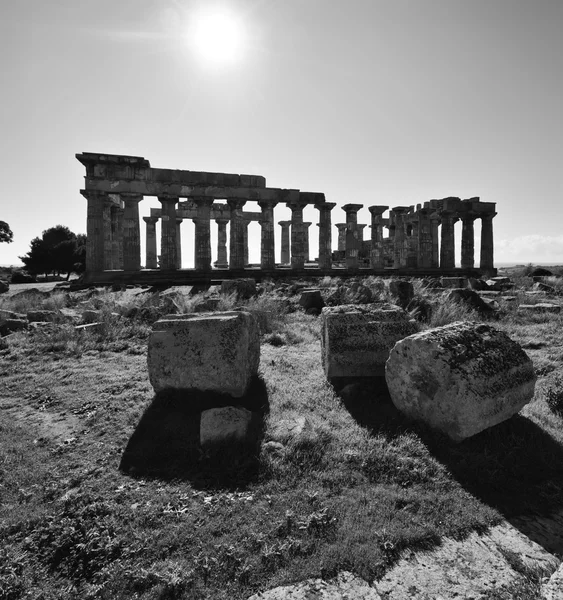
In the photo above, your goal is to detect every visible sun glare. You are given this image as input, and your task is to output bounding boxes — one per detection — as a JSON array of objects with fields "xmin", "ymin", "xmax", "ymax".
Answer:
[{"xmin": 187, "ymin": 8, "xmax": 245, "ymax": 66}]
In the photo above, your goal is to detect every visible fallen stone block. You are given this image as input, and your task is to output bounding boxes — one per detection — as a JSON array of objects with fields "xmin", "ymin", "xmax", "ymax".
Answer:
[
  {"xmin": 27, "ymin": 310, "xmax": 58, "ymax": 323},
  {"xmin": 147, "ymin": 311, "xmax": 260, "ymax": 397},
  {"xmin": 200, "ymin": 406, "xmax": 261, "ymax": 452},
  {"xmin": 446, "ymin": 288, "xmax": 497, "ymax": 317},
  {"xmin": 220, "ymin": 278, "xmax": 257, "ymax": 299},
  {"xmin": 386, "ymin": 321, "xmax": 536, "ymax": 441},
  {"xmin": 321, "ymin": 303, "xmax": 418, "ymax": 379},
  {"xmin": 542, "ymin": 562, "xmax": 563, "ymax": 600},
  {"xmin": 441, "ymin": 276, "xmax": 467, "ymax": 289},
  {"xmin": 299, "ymin": 289, "xmax": 325, "ymax": 311},
  {"xmin": 468, "ymin": 277, "xmax": 489, "ymax": 291},
  {"xmin": 0, "ymin": 280, "xmax": 9, "ymax": 294},
  {"xmin": 81, "ymin": 309, "xmax": 102, "ymax": 323},
  {"xmin": 518, "ymin": 303, "xmax": 561, "ymax": 314},
  {"xmin": 0, "ymin": 318, "xmax": 28, "ymax": 336}
]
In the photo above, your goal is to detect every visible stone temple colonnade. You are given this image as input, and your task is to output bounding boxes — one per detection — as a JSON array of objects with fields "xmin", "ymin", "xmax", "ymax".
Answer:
[{"xmin": 77, "ymin": 153, "xmax": 496, "ymax": 283}]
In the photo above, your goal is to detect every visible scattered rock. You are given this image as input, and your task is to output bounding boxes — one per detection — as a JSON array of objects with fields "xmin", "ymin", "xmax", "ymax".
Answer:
[
  {"xmin": 200, "ymin": 406, "xmax": 260, "ymax": 452},
  {"xmin": 533, "ymin": 281, "xmax": 557, "ymax": 294},
  {"xmin": 27, "ymin": 310, "xmax": 58, "ymax": 323},
  {"xmin": 220, "ymin": 278, "xmax": 257, "ymax": 299},
  {"xmin": 388, "ymin": 279, "xmax": 414, "ymax": 309},
  {"xmin": 518, "ymin": 303, "xmax": 561, "ymax": 314},
  {"xmin": 468, "ymin": 277, "xmax": 489, "ymax": 291},
  {"xmin": 446, "ymin": 288, "xmax": 498, "ymax": 318},
  {"xmin": 542, "ymin": 562, "xmax": 563, "ymax": 600},
  {"xmin": 440, "ymin": 276, "xmax": 466, "ymax": 289},
  {"xmin": 81, "ymin": 309, "xmax": 102, "ymax": 323},
  {"xmin": 147, "ymin": 311, "xmax": 260, "ymax": 397},
  {"xmin": 0, "ymin": 280, "xmax": 9, "ymax": 293},
  {"xmin": 321, "ymin": 303, "xmax": 418, "ymax": 379},
  {"xmin": 249, "ymin": 571, "xmax": 381, "ymax": 600},
  {"xmin": 385, "ymin": 321, "xmax": 536, "ymax": 442},
  {"xmin": 0, "ymin": 318, "xmax": 28, "ymax": 336},
  {"xmin": 299, "ymin": 289, "xmax": 325, "ymax": 311}
]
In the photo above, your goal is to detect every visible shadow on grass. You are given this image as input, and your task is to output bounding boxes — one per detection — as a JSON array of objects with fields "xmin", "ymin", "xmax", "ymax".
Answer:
[
  {"xmin": 335, "ymin": 377, "xmax": 563, "ymax": 555},
  {"xmin": 119, "ymin": 376, "xmax": 269, "ymax": 489}
]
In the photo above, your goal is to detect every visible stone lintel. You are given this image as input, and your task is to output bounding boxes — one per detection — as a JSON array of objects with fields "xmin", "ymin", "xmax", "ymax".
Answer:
[
  {"xmin": 299, "ymin": 192, "xmax": 326, "ymax": 204},
  {"xmin": 76, "ymin": 152, "xmax": 150, "ymax": 168}
]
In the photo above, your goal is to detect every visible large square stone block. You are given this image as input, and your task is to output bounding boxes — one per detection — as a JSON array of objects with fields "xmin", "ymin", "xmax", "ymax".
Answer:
[
  {"xmin": 321, "ymin": 303, "xmax": 418, "ymax": 379},
  {"xmin": 148, "ymin": 311, "xmax": 260, "ymax": 397}
]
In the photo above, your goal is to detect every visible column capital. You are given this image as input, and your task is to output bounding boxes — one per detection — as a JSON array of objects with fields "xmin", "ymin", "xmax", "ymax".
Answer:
[
  {"xmin": 192, "ymin": 196, "xmax": 214, "ymax": 208},
  {"xmin": 342, "ymin": 203, "xmax": 363, "ymax": 213},
  {"xmin": 258, "ymin": 199, "xmax": 279, "ymax": 210},
  {"xmin": 278, "ymin": 220, "xmax": 291, "ymax": 227},
  {"xmin": 335, "ymin": 223, "xmax": 347, "ymax": 230},
  {"xmin": 480, "ymin": 212, "xmax": 497, "ymax": 221},
  {"xmin": 286, "ymin": 199, "xmax": 308, "ymax": 210},
  {"xmin": 143, "ymin": 216, "xmax": 159, "ymax": 224},
  {"xmin": 215, "ymin": 217, "xmax": 230, "ymax": 225},
  {"xmin": 120, "ymin": 192, "xmax": 143, "ymax": 203},
  {"xmin": 368, "ymin": 205, "xmax": 389, "ymax": 216},
  {"xmin": 227, "ymin": 198, "xmax": 246, "ymax": 210},
  {"xmin": 80, "ymin": 189, "xmax": 107, "ymax": 201},
  {"xmin": 315, "ymin": 202, "xmax": 336, "ymax": 212},
  {"xmin": 158, "ymin": 195, "xmax": 179, "ymax": 204}
]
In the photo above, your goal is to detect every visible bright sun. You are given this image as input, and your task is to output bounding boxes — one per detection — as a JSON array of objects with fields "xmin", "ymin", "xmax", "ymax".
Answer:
[{"xmin": 188, "ymin": 8, "xmax": 245, "ymax": 66}]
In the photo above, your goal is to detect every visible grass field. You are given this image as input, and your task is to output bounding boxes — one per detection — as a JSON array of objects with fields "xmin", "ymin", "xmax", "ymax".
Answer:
[{"xmin": 1, "ymin": 275, "xmax": 562, "ymax": 599}]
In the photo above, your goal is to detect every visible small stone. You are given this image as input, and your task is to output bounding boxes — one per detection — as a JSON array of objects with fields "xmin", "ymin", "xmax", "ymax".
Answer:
[
  {"xmin": 299, "ymin": 289, "xmax": 325, "ymax": 310},
  {"xmin": 200, "ymin": 406, "xmax": 260, "ymax": 451}
]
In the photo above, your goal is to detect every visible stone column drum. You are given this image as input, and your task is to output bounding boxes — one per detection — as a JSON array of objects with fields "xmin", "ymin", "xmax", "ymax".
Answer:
[
  {"xmin": 103, "ymin": 200, "xmax": 113, "ymax": 270},
  {"xmin": 316, "ymin": 202, "xmax": 336, "ymax": 270},
  {"xmin": 193, "ymin": 197, "xmax": 213, "ymax": 271},
  {"xmin": 158, "ymin": 196, "xmax": 178, "ymax": 270},
  {"xmin": 287, "ymin": 201, "xmax": 307, "ymax": 269},
  {"xmin": 175, "ymin": 218, "xmax": 183, "ymax": 269},
  {"xmin": 391, "ymin": 208, "xmax": 409, "ymax": 268},
  {"xmin": 342, "ymin": 204, "xmax": 363, "ymax": 269},
  {"xmin": 430, "ymin": 212, "xmax": 440, "ymax": 268},
  {"xmin": 336, "ymin": 224, "xmax": 347, "ymax": 252},
  {"xmin": 303, "ymin": 222, "xmax": 312, "ymax": 262},
  {"xmin": 81, "ymin": 189, "xmax": 107, "ymax": 273},
  {"xmin": 417, "ymin": 209, "xmax": 432, "ymax": 269},
  {"xmin": 440, "ymin": 211, "xmax": 456, "ymax": 269},
  {"xmin": 143, "ymin": 216, "xmax": 159, "ymax": 269},
  {"xmin": 461, "ymin": 214, "xmax": 477, "ymax": 269},
  {"xmin": 386, "ymin": 322, "xmax": 536, "ymax": 442},
  {"xmin": 242, "ymin": 219, "xmax": 250, "ymax": 267},
  {"xmin": 121, "ymin": 193, "xmax": 142, "ymax": 271},
  {"xmin": 227, "ymin": 198, "xmax": 247, "ymax": 270}
]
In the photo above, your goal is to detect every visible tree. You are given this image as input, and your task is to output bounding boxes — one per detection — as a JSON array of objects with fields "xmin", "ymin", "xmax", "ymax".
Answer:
[
  {"xmin": 0, "ymin": 221, "xmax": 13, "ymax": 244},
  {"xmin": 19, "ymin": 225, "xmax": 86, "ymax": 280}
]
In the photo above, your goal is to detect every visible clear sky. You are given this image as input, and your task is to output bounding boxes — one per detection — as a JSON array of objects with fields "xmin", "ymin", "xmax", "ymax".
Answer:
[{"xmin": 2, "ymin": 0, "xmax": 562, "ymax": 267}]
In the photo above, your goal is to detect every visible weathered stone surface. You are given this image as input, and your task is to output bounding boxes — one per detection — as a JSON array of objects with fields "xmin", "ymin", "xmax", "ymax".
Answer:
[
  {"xmin": 388, "ymin": 279, "xmax": 414, "ymax": 309},
  {"xmin": 518, "ymin": 303, "xmax": 561, "ymax": 314},
  {"xmin": 200, "ymin": 406, "xmax": 260, "ymax": 451},
  {"xmin": 446, "ymin": 288, "xmax": 497, "ymax": 317},
  {"xmin": 386, "ymin": 322, "xmax": 536, "ymax": 441},
  {"xmin": 321, "ymin": 303, "xmax": 419, "ymax": 379},
  {"xmin": 440, "ymin": 276, "xmax": 466, "ymax": 289},
  {"xmin": 81, "ymin": 309, "xmax": 103, "ymax": 323},
  {"xmin": 0, "ymin": 309, "xmax": 23, "ymax": 320},
  {"xmin": 468, "ymin": 277, "xmax": 489, "ymax": 291},
  {"xmin": 249, "ymin": 571, "xmax": 381, "ymax": 600},
  {"xmin": 27, "ymin": 310, "xmax": 58, "ymax": 323},
  {"xmin": 299, "ymin": 289, "xmax": 325, "ymax": 311},
  {"xmin": 485, "ymin": 278, "xmax": 503, "ymax": 290},
  {"xmin": 0, "ymin": 280, "xmax": 9, "ymax": 293},
  {"xmin": 148, "ymin": 311, "xmax": 260, "ymax": 397},
  {"xmin": 375, "ymin": 522, "xmax": 558, "ymax": 599},
  {"xmin": 221, "ymin": 278, "xmax": 257, "ymax": 299},
  {"xmin": 0, "ymin": 318, "xmax": 27, "ymax": 336},
  {"xmin": 533, "ymin": 281, "xmax": 557, "ymax": 294},
  {"xmin": 542, "ymin": 562, "xmax": 563, "ymax": 600}
]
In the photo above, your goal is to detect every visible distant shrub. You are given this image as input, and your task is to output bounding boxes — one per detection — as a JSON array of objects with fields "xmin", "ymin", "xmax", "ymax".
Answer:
[
  {"xmin": 545, "ymin": 375, "xmax": 563, "ymax": 416},
  {"xmin": 10, "ymin": 270, "xmax": 36, "ymax": 284}
]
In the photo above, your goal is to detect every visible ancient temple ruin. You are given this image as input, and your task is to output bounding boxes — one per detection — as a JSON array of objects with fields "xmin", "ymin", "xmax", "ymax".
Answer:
[{"xmin": 77, "ymin": 152, "xmax": 496, "ymax": 283}]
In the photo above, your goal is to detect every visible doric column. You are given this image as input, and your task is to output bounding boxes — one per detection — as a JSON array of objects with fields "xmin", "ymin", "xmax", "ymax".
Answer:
[
  {"xmin": 243, "ymin": 219, "xmax": 250, "ymax": 266},
  {"xmin": 158, "ymin": 196, "xmax": 178, "ymax": 270},
  {"xmin": 439, "ymin": 211, "xmax": 456, "ymax": 269},
  {"xmin": 335, "ymin": 223, "xmax": 347, "ymax": 252},
  {"xmin": 175, "ymin": 218, "xmax": 183, "ymax": 269},
  {"xmin": 368, "ymin": 205, "xmax": 388, "ymax": 269},
  {"xmin": 342, "ymin": 204, "xmax": 363, "ymax": 269},
  {"xmin": 391, "ymin": 207, "xmax": 409, "ymax": 268},
  {"xmin": 287, "ymin": 201, "xmax": 308, "ymax": 269},
  {"xmin": 227, "ymin": 198, "xmax": 247, "ymax": 270},
  {"xmin": 81, "ymin": 190, "xmax": 108, "ymax": 273},
  {"xmin": 417, "ymin": 209, "xmax": 432, "ymax": 269},
  {"xmin": 279, "ymin": 221, "xmax": 291, "ymax": 264},
  {"xmin": 193, "ymin": 197, "xmax": 213, "ymax": 271},
  {"xmin": 103, "ymin": 200, "xmax": 113, "ymax": 270},
  {"xmin": 258, "ymin": 201, "xmax": 277, "ymax": 270},
  {"xmin": 303, "ymin": 222, "xmax": 312, "ymax": 262},
  {"xmin": 461, "ymin": 213, "xmax": 477, "ymax": 269},
  {"xmin": 406, "ymin": 219, "xmax": 418, "ymax": 268},
  {"xmin": 316, "ymin": 202, "xmax": 336, "ymax": 270},
  {"xmin": 214, "ymin": 218, "xmax": 229, "ymax": 268},
  {"xmin": 111, "ymin": 206, "xmax": 124, "ymax": 270},
  {"xmin": 430, "ymin": 212, "xmax": 440, "ymax": 268},
  {"xmin": 121, "ymin": 193, "xmax": 142, "ymax": 271},
  {"xmin": 480, "ymin": 212, "xmax": 496, "ymax": 273},
  {"xmin": 143, "ymin": 217, "xmax": 159, "ymax": 269}
]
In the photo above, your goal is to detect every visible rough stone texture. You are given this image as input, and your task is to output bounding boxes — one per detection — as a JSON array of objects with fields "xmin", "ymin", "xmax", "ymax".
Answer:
[
  {"xmin": 0, "ymin": 309, "xmax": 23, "ymax": 320},
  {"xmin": 0, "ymin": 318, "xmax": 27, "ymax": 336},
  {"xmin": 249, "ymin": 571, "xmax": 381, "ymax": 600},
  {"xmin": 441, "ymin": 276, "xmax": 466, "ymax": 289},
  {"xmin": 0, "ymin": 280, "xmax": 9, "ymax": 293},
  {"xmin": 375, "ymin": 522, "xmax": 558, "ymax": 599},
  {"xmin": 468, "ymin": 277, "xmax": 489, "ymax": 291},
  {"xmin": 386, "ymin": 321, "xmax": 536, "ymax": 441},
  {"xmin": 542, "ymin": 562, "xmax": 563, "ymax": 600},
  {"xmin": 518, "ymin": 303, "xmax": 561, "ymax": 314},
  {"xmin": 321, "ymin": 303, "xmax": 419, "ymax": 379},
  {"xmin": 148, "ymin": 311, "xmax": 260, "ymax": 397},
  {"xmin": 200, "ymin": 406, "xmax": 260, "ymax": 451},
  {"xmin": 533, "ymin": 281, "xmax": 557, "ymax": 294},
  {"xmin": 388, "ymin": 279, "xmax": 414, "ymax": 309},
  {"xmin": 485, "ymin": 278, "xmax": 503, "ymax": 290},
  {"xmin": 446, "ymin": 288, "xmax": 497, "ymax": 317},
  {"xmin": 27, "ymin": 310, "xmax": 58, "ymax": 323},
  {"xmin": 81, "ymin": 309, "xmax": 103, "ymax": 323},
  {"xmin": 221, "ymin": 278, "xmax": 257, "ymax": 300},
  {"xmin": 299, "ymin": 289, "xmax": 325, "ymax": 311}
]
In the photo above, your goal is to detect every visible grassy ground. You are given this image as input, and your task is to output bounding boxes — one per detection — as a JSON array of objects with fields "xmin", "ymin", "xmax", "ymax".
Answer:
[{"xmin": 1, "ymin": 280, "xmax": 563, "ymax": 599}]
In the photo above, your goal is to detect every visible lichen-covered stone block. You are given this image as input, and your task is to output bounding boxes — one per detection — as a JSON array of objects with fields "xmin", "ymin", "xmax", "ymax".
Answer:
[
  {"xmin": 321, "ymin": 303, "xmax": 419, "ymax": 379},
  {"xmin": 385, "ymin": 321, "xmax": 536, "ymax": 442},
  {"xmin": 147, "ymin": 311, "xmax": 260, "ymax": 397}
]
